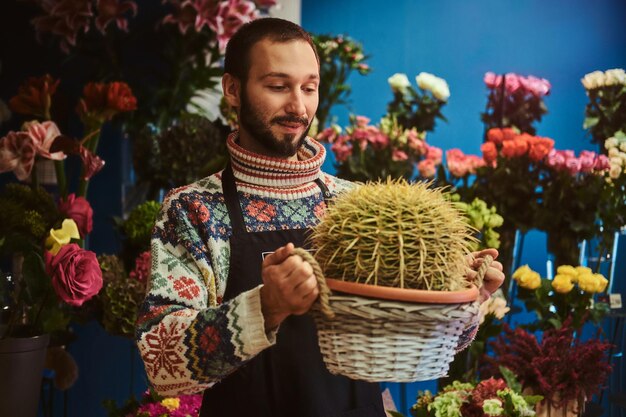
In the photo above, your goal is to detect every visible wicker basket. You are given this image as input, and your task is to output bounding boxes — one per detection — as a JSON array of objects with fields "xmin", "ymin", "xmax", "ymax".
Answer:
[{"xmin": 294, "ymin": 248, "xmax": 490, "ymax": 383}]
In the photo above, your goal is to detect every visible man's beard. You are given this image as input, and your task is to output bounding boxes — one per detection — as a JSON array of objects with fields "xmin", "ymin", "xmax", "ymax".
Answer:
[{"xmin": 239, "ymin": 89, "xmax": 311, "ymax": 158}]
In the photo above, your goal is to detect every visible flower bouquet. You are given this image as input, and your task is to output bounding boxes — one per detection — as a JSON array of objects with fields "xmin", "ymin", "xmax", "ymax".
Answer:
[
  {"xmin": 103, "ymin": 389, "xmax": 202, "ymax": 417},
  {"xmin": 318, "ymin": 115, "xmax": 442, "ymax": 182},
  {"xmin": 481, "ymin": 72, "xmax": 551, "ymax": 136},
  {"xmin": 486, "ymin": 321, "xmax": 612, "ymax": 416},
  {"xmin": 312, "ymin": 33, "xmax": 371, "ymax": 130},
  {"xmin": 0, "ymin": 73, "xmax": 135, "ymax": 389},
  {"xmin": 409, "ymin": 375, "xmax": 541, "ymax": 417},
  {"xmin": 581, "ymin": 68, "xmax": 626, "ymax": 151},
  {"xmin": 387, "ymin": 72, "xmax": 450, "ymax": 132},
  {"xmin": 299, "ymin": 179, "xmax": 488, "ymax": 382},
  {"xmin": 511, "ymin": 264, "xmax": 609, "ymax": 331}
]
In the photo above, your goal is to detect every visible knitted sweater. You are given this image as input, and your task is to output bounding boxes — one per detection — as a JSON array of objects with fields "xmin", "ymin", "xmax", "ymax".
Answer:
[{"xmin": 136, "ymin": 133, "xmax": 354, "ymax": 396}]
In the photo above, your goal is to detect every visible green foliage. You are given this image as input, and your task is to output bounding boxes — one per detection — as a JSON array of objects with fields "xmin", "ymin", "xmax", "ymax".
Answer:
[
  {"xmin": 121, "ymin": 201, "xmax": 161, "ymax": 249},
  {"xmin": 583, "ymin": 84, "xmax": 626, "ymax": 149}
]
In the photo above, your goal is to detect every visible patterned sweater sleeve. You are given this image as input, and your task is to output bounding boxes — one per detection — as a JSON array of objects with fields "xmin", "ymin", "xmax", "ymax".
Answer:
[{"xmin": 136, "ymin": 190, "xmax": 276, "ymax": 396}]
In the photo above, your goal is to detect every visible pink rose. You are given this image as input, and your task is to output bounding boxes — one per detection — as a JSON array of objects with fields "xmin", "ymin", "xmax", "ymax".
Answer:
[
  {"xmin": 58, "ymin": 193, "xmax": 93, "ymax": 237},
  {"xmin": 45, "ymin": 243, "xmax": 103, "ymax": 307},
  {"xmin": 355, "ymin": 115, "xmax": 371, "ymax": 127},
  {"xmin": 565, "ymin": 157, "xmax": 582, "ymax": 175},
  {"xmin": 594, "ymin": 154, "xmax": 610, "ymax": 171},
  {"xmin": 578, "ymin": 150, "xmax": 596, "ymax": 173},
  {"xmin": 417, "ymin": 159, "xmax": 436, "ymax": 178},
  {"xmin": 484, "ymin": 72, "xmax": 502, "ymax": 89},
  {"xmin": 504, "ymin": 73, "xmax": 521, "ymax": 93},
  {"xmin": 391, "ymin": 148, "xmax": 408, "ymax": 161}
]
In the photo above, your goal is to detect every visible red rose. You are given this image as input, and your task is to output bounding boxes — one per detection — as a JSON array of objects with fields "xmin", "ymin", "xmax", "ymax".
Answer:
[
  {"xmin": 528, "ymin": 136, "xmax": 555, "ymax": 162},
  {"xmin": 486, "ymin": 128, "xmax": 504, "ymax": 145},
  {"xmin": 501, "ymin": 140, "xmax": 517, "ymax": 158},
  {"xmin": 58, "ymin": 193, "xmax": 93, "ymax": 237},
  {"xmin": 481, "ymin": 142, "xmax": 498, "ymax": 164},
  {"xmin": 45, "ymin": 243, "xmax": 103, "ymax": 307},
  {"xmin": 106, "ymin": 82, "xmax": 137, "ymax": 112}
]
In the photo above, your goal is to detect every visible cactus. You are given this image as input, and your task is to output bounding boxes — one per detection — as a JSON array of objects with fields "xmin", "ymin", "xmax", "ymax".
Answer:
[{"xmin": 310, "ymin": 179, "xmax": 477, "ymax": 291}]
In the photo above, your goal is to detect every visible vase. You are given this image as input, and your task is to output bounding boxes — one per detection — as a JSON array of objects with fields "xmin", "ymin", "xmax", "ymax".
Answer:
[{"xmin": 0, "ymin": 326, "xmax": 50, "ymax": 417}]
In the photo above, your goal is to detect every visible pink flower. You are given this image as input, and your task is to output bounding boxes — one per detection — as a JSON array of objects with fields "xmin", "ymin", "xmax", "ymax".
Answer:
[
  {"xmin": 520, "ymin": 75, "xmax": 551, "ymax": 97},
  {"xmin": 79, "ymin": 146, "xmax": 106, "ymax": 180},
  {"xmin": 24, "ymin": 121, "xmax": 66, "ymax": 161},
  {"xmin": 31, "ymin": 0, "xmax": 93, "ymax": 54},
  {"xmin": 425, "ymin": 145, "xmax": 442, "ymax": 164},
  {"xmin": 406, "ymin": 129, "xmax": 426, "ymax": 154},
  {"xmin": 417, "ymin": 159, "xmax": 436, "ymax": 178},
  {"xmin": 58, "ymin": 194, "xmax": 94, "ymax": 237},
  {"xmin": 594, "ymin": 154, "xmax": 610, "ymax": 171},
  {"xmin": 578, "ymin": 150, "xmax": 597, "ymax": 173},
  {"xmin": 487, "ymin": 128, "xmax": 504, "ymax": 145},
  {"xmin": 484, "ymin": 72, "xmax": 502, "ymax": 89},
  {"xmin": 316, "ymin": 127, "xmax": 339, "ymax": 143},
  {"xmin": 0, "ymin": 131, "xmax": 37, "ymax": 181},
  {"xmin": 208, "ymin": 0, "xmax": 259, "ymax": 53},
  {"xmin": 565, "ymin": 157, "xmax": 582, "ymax": 175},
  {"xmin": 504, "ymin": 73, "xmax": 521, "ymax": 93},
  {"xmin": 130, "ymin": 251, "xmax": 151, "ymax": 283},
  {"xmin": 95, "ymin": 0, "xmax": 138, "ymax": 34},
  {"xmin": 162, "ymin": 1, "xmax": 198, "ymax": 34},
  {"xmin": 355, "ymin": 115, "xmax": 370, "ymax": 128},
  {"xmin": 331, "ymin": 138, "xmax": 352, "ymax": 163},
  {"xmin": 45, "ymin": 243, "xmax": 103, "ymax": 307},
  {"xmin": 391, "ymin": 148, "xmax": 408, "ymax": 161}
]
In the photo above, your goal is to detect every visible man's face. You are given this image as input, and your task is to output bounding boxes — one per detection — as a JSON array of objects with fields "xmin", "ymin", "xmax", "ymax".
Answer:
[{"xmin": 237, "ymin": 39, "xmax": 319, "ymax": 158}]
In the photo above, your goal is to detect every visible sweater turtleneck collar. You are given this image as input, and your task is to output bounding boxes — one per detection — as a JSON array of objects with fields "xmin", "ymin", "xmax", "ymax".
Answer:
[{"xmin": 226, "ymin": 131, "xmax": 326, "ymax": 189}]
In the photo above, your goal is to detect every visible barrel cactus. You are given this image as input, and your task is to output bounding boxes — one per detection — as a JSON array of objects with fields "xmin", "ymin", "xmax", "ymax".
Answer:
[{"xmin": 310, "ymin": 179, "xmax": 477, "ymax": 291}]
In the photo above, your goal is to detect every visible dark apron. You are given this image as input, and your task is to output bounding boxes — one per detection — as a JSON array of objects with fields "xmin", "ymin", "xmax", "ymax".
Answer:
[{"xmin": 200, "ymin": 163, "xmax": 384, "ymax": 417}]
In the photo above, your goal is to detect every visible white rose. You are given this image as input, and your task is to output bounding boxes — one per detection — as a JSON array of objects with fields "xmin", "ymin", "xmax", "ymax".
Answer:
[
  {"xmin": 619, "ymin": 142, "xmax": 626, "ymax": 152},
  {"xmin": 387, "ymin": 73, "xmax": 411, "ymax": 94},
  {"xmin": 604, "ymin": 68, "xmax": 626, "ymax": 86},
  {"xmin": 610, "ymin": 156, "xmax": 623, "ymax": 167},
  {"xmin": 416, "ymin": 72, "xmax": 450, "ymax": 101},
  {"xmin": 581, "ymin": 70, "xmax": 605, "ymax": 90},
  {"xmin": 605, "ymin": 137, "xmax": 619, "ymax": 149},
  {"xmin": 609, "ymin": 164, "xmax": 622, "ymax": 179},
  {"xmin": 608, "ymin": 147, "xmax": 620, "ymax": 158}
]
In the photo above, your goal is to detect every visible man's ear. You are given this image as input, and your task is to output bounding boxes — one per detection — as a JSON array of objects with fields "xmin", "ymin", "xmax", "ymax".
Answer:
[{"xmin": 222, "ymin": 73, "xmax": 241, "ymax": 108}]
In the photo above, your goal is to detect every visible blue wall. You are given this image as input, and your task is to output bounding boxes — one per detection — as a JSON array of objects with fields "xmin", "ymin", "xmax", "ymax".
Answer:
[{"xmin": 302, "ymin": 0, "xmax": 626, "ymax": 414}]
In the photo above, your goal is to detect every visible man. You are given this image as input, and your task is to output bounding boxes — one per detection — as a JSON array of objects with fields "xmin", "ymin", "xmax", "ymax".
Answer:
[{"xmin": 136, "ymin": 17, "xmax": 504, "ymax": 417}]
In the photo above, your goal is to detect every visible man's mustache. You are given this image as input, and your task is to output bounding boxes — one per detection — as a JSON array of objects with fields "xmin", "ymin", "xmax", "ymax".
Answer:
[{"xmin": 272, "ymin": 116, "xmax": 309, "ymax": 126}]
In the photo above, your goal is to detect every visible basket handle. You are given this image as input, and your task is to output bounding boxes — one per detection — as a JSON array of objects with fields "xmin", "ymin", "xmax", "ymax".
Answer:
[
  {"xmin": 293, "ymin": 247, "xmax": 335, "ymax": 319},
  {"xmin": 292, "ymin": 248, "xmax": 494, "ymax": 320}
]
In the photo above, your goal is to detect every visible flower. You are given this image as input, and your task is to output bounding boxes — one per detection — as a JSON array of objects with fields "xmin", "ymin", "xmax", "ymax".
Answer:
[
  {"xmin": 0, "ymin": 131, "xmax": 36, "ymax": 181},
  {"xmin": 416, "ymin": 72, "xmax": 451, "ymax": 102},
  {"xmin": 313, "ymin": 33, "xmax": 371, "ymax": 130},
  {"xmin": 209, "ymin": 0, "xmax": 259, "ymax": 53},
  {"xmin": 94, "ymin": 0, "xmax": 138, "ymax": 34},
  {"xmin": 58, "ymin": 193, "xmax": 94, "ymax": 237},
  {"xmin": 77, "ymin": 81, "xmax": 138, "ymax": 124},
  {"xmin": 511, "ymin": 264, "xmax": 609, "ymax": 330},
  {"xmin": 8, "ymin": 74, "xmax": 59, "ymax": 119},
  {"xmin": 387, "ymin": 71, "xmax": 450, "ymax": 133},
  {"xmin": 319, "ymin": 114, "xmax": 439, "ymax": 182},
  {"xmin": 481, "ymin": 72, "xmax": 550, "ymax": 136},
  {"xmin": 487, "ymin": 322, "xmax": 612, "ymax": 410},
  {"xmin": 582, "ymin": 68, "xmax": 626, "ymax": 150},
  {"xmin": 45, "ymin": 218, "xmax": 81, "ymax": 256},
  {"xmin": 104, "ymin": 389, "xmax": 203, "ymax": 417},
  {"xmin": 45, "ymin": 243, "xmax": 103, "ymax": 307}
]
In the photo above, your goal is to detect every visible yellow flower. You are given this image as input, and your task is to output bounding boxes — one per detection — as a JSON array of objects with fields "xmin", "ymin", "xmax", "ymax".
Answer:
[
  {"xmin": 161, "ymin": 397, "xmax": 180, "ymax": 411},
  {"xmin": 577, "ymin": 272, "xmax": 608, "ymax": 293},
  {"xmin": 512, "ymin": 265, "xmax": 532, "ymax": 281},
  {"xmin": 552, "ymin": 274, "xmax": 574, "ymax": 294},
  {"xmin": 45, "ymin": 219, "xmax": 80, "ymax": 255},
  {"xmin": 517, "ymin": 270, "xmax": 542, "ymax": 290},
  {"xmin": 556, "ymin": 265, "xmax": 578, "ymax": 282},
  {"xmin": 575, "ymin": 266, "xmax": 593, "ymax": 276}
]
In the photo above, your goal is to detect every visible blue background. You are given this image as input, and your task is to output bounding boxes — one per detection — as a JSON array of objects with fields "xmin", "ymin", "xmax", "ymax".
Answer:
[{"xmin": 0, "ymin": 0, "xmax": 625, "ymax": 415}]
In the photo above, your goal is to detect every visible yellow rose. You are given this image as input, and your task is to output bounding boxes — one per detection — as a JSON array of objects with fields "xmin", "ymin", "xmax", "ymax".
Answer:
[
  {"xmin": 575, "ymin": 266, "xmax": 593, "ymax": 276},
  {"xmin": 595, "ymin": 273, "xmax": 609, "ymax": 292},
  {"xmin": 552, "ymin": 274, "xmax": 574, "ymax": 294},
  {"xmin": 518, "ymin": 270, "xmax": 542, "ymax": 290},
  {"xmin": 578, "ymin": 273, "xmax": 608, "ymax": 293},
  {"xmin": 512, "ymin": 265, "xmax": 532, "ymax": 281},
  {"xmin": 45, "ymin": 219, "xmax": 80, "ymax": 255},
  {"xmin": 161, "ymin": 398, "xmax": 180, "ymax": 411},
  {"xmin": 556, "ymin": 265, "xmax": 578, "ymax": 281}
]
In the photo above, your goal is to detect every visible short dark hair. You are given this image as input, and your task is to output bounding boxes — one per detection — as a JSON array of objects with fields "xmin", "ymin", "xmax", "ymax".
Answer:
[{"xmin": 224, "ymin": 17, "xmax": 319, "ymax": 82}]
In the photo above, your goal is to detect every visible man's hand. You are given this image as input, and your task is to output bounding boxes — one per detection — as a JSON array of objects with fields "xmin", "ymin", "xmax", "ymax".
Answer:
[
  {"xmin": 466, "ymin": 248, "xmax": 505, "ymax": 303},
  {"xmin": 259, "ymin": 243, "xmax": 320, "ymax": 331}
]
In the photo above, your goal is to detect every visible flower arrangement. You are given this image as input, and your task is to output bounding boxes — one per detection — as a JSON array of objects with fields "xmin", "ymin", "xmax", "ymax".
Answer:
[
  {"xmin": 511, "ymin": 264, "xmax": 609, "ymax": 330},
  {"xmin": 486, "ymin": 321, "xmax": 612, "ymax": 414},
  {"xmin": 535, "ymin": 147, "xmax": 610, "ymax": 267},
  {"xmin": 0, "ymin": 74, "xmax": 135, "ymax": 339},
  {"xmin": 318, "ymin": 115, "xmax": 442, "ymax": 182},
  {"xmin": 387, "ymin": 72, "xmax": 450, "ymax": 132},
  {"xmin": 481, "ymin": 72, "xmax": 551, "ymax": 136},
  {"xmin": 312, "ymin": 33, "xmax": 371, "ymax": 130},
  {"xmin": 409, "ymin": 375, "xmax": 541, "ymax": 417},
  {"xmin": 103, "ymin": 389, "xmax": 202, "ymax": 417},
  {"xmin": 581, "ymin": 68, "xmax": 626, "ymax": 151}
]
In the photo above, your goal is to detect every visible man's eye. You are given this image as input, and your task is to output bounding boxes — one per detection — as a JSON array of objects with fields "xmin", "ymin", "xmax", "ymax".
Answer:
[
  {"xmin": 268, "ymin": 85, "xmax": 286, "ymax": 91},
  {"xmin": 303, "ymin": 86, "xmax": 318, "ymax": 93}
]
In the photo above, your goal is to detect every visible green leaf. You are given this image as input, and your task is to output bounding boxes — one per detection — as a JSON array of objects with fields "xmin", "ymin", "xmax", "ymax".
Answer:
[
  {"xmin": 583, "ymin": 116, "xmax": 600, "ymax": 129},
  {"xmin": 499, "ymin": 366, "xmax": 522, "ymax": 392}
]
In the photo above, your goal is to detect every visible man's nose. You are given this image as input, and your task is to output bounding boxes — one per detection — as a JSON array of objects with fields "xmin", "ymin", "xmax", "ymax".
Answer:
[{"xmin": 285, "ymin": 89, "xmax": 306, "ymax": 116}]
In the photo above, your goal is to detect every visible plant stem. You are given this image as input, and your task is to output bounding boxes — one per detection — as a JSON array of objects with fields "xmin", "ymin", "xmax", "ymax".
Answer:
[{"xmin": 54, "ymin": 160, "xmax": 68, "ymax": 199}]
